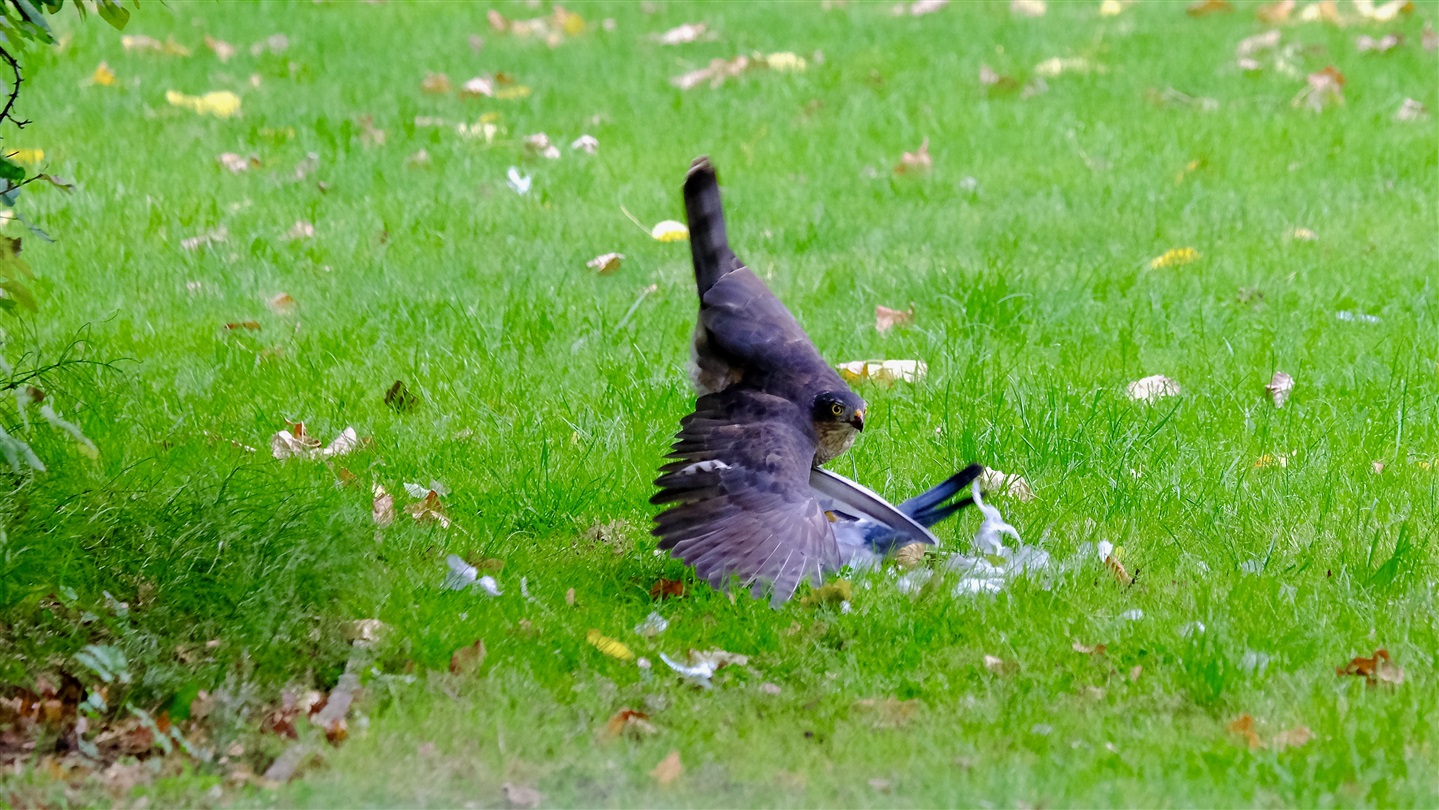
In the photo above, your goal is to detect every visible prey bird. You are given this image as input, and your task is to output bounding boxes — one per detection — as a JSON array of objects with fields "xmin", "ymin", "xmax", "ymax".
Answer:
[{"xmin": 651, "ymin": 156, "xmax": 979, "ymax": 605}]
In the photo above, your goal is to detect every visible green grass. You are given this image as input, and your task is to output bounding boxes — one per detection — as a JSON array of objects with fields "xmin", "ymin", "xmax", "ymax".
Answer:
[{"xmin": 2, "ymin": 0, "xmax": 1437, "ymax": 806}]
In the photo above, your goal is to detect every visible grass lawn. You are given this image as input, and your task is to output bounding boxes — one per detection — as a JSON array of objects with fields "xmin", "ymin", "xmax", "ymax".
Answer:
[{"xmin": 2, "ymin": 0, "xmax": 1437, "ymax": 806}]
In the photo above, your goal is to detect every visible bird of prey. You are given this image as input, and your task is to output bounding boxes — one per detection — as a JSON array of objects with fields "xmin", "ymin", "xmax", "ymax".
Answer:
[{"xmin": 651, "ymin": 156, "xmax": 974, "ymax": 605}]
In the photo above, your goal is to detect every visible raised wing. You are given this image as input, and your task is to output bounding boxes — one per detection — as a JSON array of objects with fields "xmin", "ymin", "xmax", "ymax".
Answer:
[{"xmin": 651, "ymin": 388, "xmax": 839, "ymax": 607}]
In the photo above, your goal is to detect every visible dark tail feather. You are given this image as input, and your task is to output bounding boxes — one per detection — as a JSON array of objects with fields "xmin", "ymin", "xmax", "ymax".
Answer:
[
  {"xmin": 684, "ymin": 156, "xmax": 737, "ymax": 296},
  {"xmin": 899, "ymin": 464, "xmax": 984, "ymax": 527}
]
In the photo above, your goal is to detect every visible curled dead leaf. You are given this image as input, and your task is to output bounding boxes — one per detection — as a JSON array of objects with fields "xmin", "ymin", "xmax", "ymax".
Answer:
[
  {"xmin": 1337, "ymin": 649, "xmax": 1404, "ymax": 686},
  {"xmin": 1228, "ymin": 714, "xmax": 1263, "ymax": 749},
  {"xmin": 649, "ymin": 578, "xmax": 686, "ymax": 600},
  {"xmin": 372, "ymin": 485, "xmax": 395, "ymax": 527},
  {"xmin": 1127, "ymin": 374, "xmax": 1181, "ymax": 402},
  {"xmin": 1073, "ymin": 641, "xmax": 1106, "ymax": 655},
  {"xmin": 655, "ymin": 22, "xmax": 706, "ymax": 45},
  {"xmin": 1187, "ymin": 0, "xmax": 1233, "ymax": 15},
  {"xmin": 266, "ymin": 293, "xmax": 296, "ymax": 315},
  {"xmin": 605, "ymin": 708, "xmax": 658, "ymax": 739},
  {"xmin": 837, "ymin": 359, "xmax": 927, "ymax": 385},
  {"xmin": 875, "ymin": 305, "xmax": 914, "ymax": 334},
  {"xmin": 450, "ymin": 640, "xmax": 487, "ymax": 675},
  {"xmin": 649, "ymin": 751, "xmax": 683, "ymax": 786},
  {"xmin": 586, "ymin": 252, "xmax": 624, "ymax": 274},
  {"xmin": 893, "ymin": 138, "xmax": 932, "ymax": 175},
  {"xmin": 983, "ymin": 655, "xmax": 1018, "ymax": 675},
  {"xmin": 1266, "ymin": 372, "xmax": 1294, "ymax": 408},
  {"xmin": 218, "ymin": 152, "xmax": 259, "ymax": 174},
  {"xmin": 1294, "ymin": 66, "xmax": 1345, "ymax": 112},
  {"xmin": 422, "ymin": 72, "xmax": 452, "ymax": 94},
  {"xmin": 977, "ymin": 468, "xmax": 1035, "ymax": 502}
]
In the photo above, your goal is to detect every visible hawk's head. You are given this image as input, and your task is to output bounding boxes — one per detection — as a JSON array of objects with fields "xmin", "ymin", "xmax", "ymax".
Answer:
[{"xmin": 811, "ymin": 389, "xmax": 866, "ymax": 464}]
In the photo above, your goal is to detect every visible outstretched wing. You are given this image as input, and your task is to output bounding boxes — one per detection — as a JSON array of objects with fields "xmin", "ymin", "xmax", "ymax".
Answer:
[{"xmin": 651, "ymin": 388, "xmax": 839, "ymax": 607}]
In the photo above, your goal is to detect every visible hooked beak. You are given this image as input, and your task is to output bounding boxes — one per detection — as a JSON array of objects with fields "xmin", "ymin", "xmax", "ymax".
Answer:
[{"xmin": 851, "ymin": 409, "xmax": 865, "ymax": 432}]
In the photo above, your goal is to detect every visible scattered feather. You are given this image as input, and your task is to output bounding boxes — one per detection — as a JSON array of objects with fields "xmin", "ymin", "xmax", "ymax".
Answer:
[
  {"xmin": 659, "ymin": 649, "xmax": 748, "ymax": 688},
  {"xmin": 506, "ymin": 167, "xmax": 533, "ymax": 196},
  {"xmin": 570, "ymin": 134, "xmax": 599, "ymax": 154}
]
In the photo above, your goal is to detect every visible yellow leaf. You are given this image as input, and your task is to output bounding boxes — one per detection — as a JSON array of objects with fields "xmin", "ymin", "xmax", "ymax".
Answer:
[
  {"xmin": 586, "ymin": 629, "xmax": 634, "ymax": 661},
  {"xmin": 1148, "ymin": 247, "xmax": 1200, "ymax": 269},
  {"xmin": 764, "ymin": 52, "xmax": 807, "ymax": 72},
  {"xmin": 495, "ymin": 85, "xmax": 532, "ymax": 100},
  {"xmin": 799, "ymin": 579, "xmax": 852, "ymax": 606},
  {"xmin": 92, "ymin": 62, "xmax": 116, "ymax": 86},
  {"xmin": 165, "ymin": 90, "xmax": 242, "ymax": 118},
  {"xmin": 650, "ymin": 220, "xmax": 690, "ymax": 242},
  {"xmin": 8, "ymin": 148, "xmax": 43, "ymax": 165}
]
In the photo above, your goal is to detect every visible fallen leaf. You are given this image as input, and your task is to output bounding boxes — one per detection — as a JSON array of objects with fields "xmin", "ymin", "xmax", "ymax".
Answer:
[
  {"xmin": 1256, "ymin": 0, "xmax": 1295, "ymax": 22},
  {"xmin": 1356, "ymin": 33, "xmax": 1403, "ymax": 53},
  {"xmin": 760, "ymin": 682, "xmax": 782, "ymax": 695},
  {"xmin": 1293, "ymin": 66, "xmax": 1345, "ymax": 112},
  {"xmin": 182, "ymin": 225, "xmax": 229, "ymax": 250},
  {"xmin": 1099, "ymin": 0, "xmax": 1132, "ymax": 15},
  {"xmin": 422, "ymin": 72, "xmax": 452, "ymax": 94},
  {"xmin": 893, "ymin": 138, "xmax": 932, "ymax": 175},
  {"xmin": 1034, "ymin": 56, "xmax": 1103, "ymax": 77},
  {"xmin": 1395, "ymin": 98, "xmax": 1428, "ymax": 122},
  {"xmin": 1298, "ymin": 0, "xmax": 1343, "ymax": 21},
  {"xmin": 272, "ymin": 424, "xmax": 357, "ymax": 461},
  {"xmin": 587, "ymin": 629, "xmax": 635, "ymax": 661},
  {"xmin": 1011, "ymin": 0, "xmax": 1047, "ymax": 16},
  {"xmin": 203, "ymin": 35, "xmax": 238, "ymax": 61},
  {"xmin": 896, "ymin": 0, "xmax": 948, "ymax": 14},
  {"xmin": 1252, "ymin": 452, "xmax": 1292, "ymax": 469},
  {"xmin": 892, "ymin": 542, "xmax": 927, "ymax": 569},
  {"xmin": 1265, "ymin": 372, "xmax": 1294, "ymax": 408},
  {"xmin": 285, "ymin": 220, "xmax": 315, "ymax": 241},
  {"xmin": 869, "ymin": 778, "xmax": 894, "ymax": 791},
  {"xmin": 1149, "ymin": 247, "xmax": 1201, "ymax": 269},
  {"xmin": 655, "ymin": 22, "xmax": 706, "ymax": 45},
  {"xmin": 979, "ymin": 64, "xmax": 1021, "ymax": 95},
  {"xmin": 344, "ymin": 619, "xmax": 387, "ymax": 646},
  {"xmin": 1425, "ymin": 21, "xmax": 1438, "ymax": 51},
  {"xmin": 570, "ymin": 134, "xmax": 599, "ymax": 154},
  {"xmin": 605, "ymin": 708, "xmax": 658, "ymax": 739},
  {"xmin": 586, "ymin": 252, "xmax": 624, "ymax": 274},
  {"xmin": 1073, "ymin": 641, "xmax": 1107, "ymax": 655},
  {"xmin": 385, "ymin": 380, "xmax": 420, "ymax": 412},
  {"xmin": 837, "ymin": 359, "xmax": 927, "ymax": 384},
  {"xmin": 1126, "ymin": 374, "xmax": 1181, "ymax": 402},
  {"xmin": 224, "ymin": 320, "xmax": 260, "ymax": 331},
  {"xmin": 372, "ymin": 485, "xmax": 395, "ymax": 527},
  {"xmin": 91, "ymin": 62, "xmax": 116, "ymax": 86},
  {"xmin": 266, "ymin": 293, "xmax": 296, "ymax": 315},
  {"xmin": 408, "ymin": 148, "xmax": 432, "ymax": 167},
  {"xmin": 650, "ymin": 578, "xmax": 686, "ymax": 600},
  {"xmin": 874, "ymin": 305, "xmax": 914, "ymax": 334},
  {"xmin": 853, "ymin": 697, "xmax": 918, "ymax": 728},
  {"xmin": 357, "ymin": 115, "xmax": 385, "ymax": 148},
  {"xmin": 1103, "ymin": 545, "xmax": 1134, "ymax": 586},
  {"xmin": 122, "ymin": 34, "xmax": 191, "ymax": 56},
  {"xmin": 671, "ymin": 52, "xmax": 803, "ymax": 90},
  {"xmin": 1228, "ymin": 714, "xmax": 1263, "ymax": 749},
  {"xmin": 217, "ymin": 152, "xmax": 259, "ymax": 173},
  {"xmin": 523, "ymin": 133, "xmax": 561, "ymax": 160},
  {"xmin": 1186, "ymin": 0, "xmax": 1233, "ymax": 15},
  {"xmin": 1353, "ymin": 0, "xmax": 1413, "ymax": 21},
  {"xmin": 7, "ymin": 147, "xmax": 42, "ymax": 165},
  {"xmin": 502, "ymin": 782, "xmax": 543, "ymax": 809},
  {"xmin": 649, "ymin": 751, "xmax": 683, "ymax": 786},
  {"xmin": 1337, "ymin": 649, "xmax": 1404, "ymax": 686},
  {"xmin": 565, "ymin": 588, "xmax": 576, "ymax": 606},
  {"xmin": 977, "ymin": 468, "xmax": 1035, "ymax": 502},
  {"xmin": 408, "ymin": 489, "xmax": 452, "ymax": 529},
  {"xmin": 1273, "ymin": 726, "xmax": 1313, "ymax": 750},
  {"xmin": 799, "ymin": 579, "xmax": 852, "ymax": 607},
  {"xmin": 165, "ymin": 90, "xmax": 241, "ymax": 118},
  {"xmin": 250, "ymin": 33, "xmax": 288, "ymax": 56},
  {"xmin": 1290, "ymin": 226, "xmax": 1317, "ymax": 241},
  {"xmin": 983, "ymin": 655, "xmax": 1018, "ymax": 675},
  {"xmin": 450, "ymin": 640, "xmax": 487, "ymax": 675}
]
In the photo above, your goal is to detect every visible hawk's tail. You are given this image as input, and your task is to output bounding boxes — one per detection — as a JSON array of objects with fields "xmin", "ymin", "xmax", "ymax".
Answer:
[{"xmin": 684, "ymin": 156, "xmax": 737, "ymax": 297}]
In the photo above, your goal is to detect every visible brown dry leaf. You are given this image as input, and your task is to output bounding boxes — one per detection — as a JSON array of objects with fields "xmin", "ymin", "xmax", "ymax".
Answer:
[
  {"xmin": 1129, "ymin": 665, "xmax": 1143, "ymax": 682},
  {"xmin": 502, "ymin": 782, "xmax": 544, "ymax": 809},
  {"xmin": 672, "ymin": 54, "xmax": 752, "ymax": 90},
  {"xmin": 650, "ymin": 578, "xmax": 687, "ymax": 601},
  {"xmin": 1187, "ymin": 0, "xmax": 1233, "ymax": 15},
  {"xmin": 1228, "ymin": 714, "xmax": 1263, "ymax": 749},
  {"xmin": 894, "ymin": 138, "xmax": 931, "ymax": 175},
  {"xmin": 875, "ymin": 304, "xmax": 914, "ymax": 333},
  {"xmin": 405, "ymin": 490, "xmax": 451, "ymax": 528},
  {"xmin": 224, "ymin": 320, "xmax": 260, "ymax": 331},
  {"xmin": 385, "ymin": 380, "xmax": 419, "ymax": 412},
  {"xmin": 1266, "ymin": 372, "xmax": 1294, "ymax": 408},
  {"xmin": 799, "ymin": 579, "xmax": 852, "ymax": 607},
  {"xmin": 1010, "ymin": 0, "xmax": 1047, "ymax": 16},
  {"xmin": 422, "ymin": 72, "xmax": 452, "ymax": 94},
  {"xmin": 310, "ymin": 673, "xmax": 357, "ymax": 744},
  {"xmin": 203, "ymin": 35, "xmax": 237, "ymax": 61},
  {"xmin": 892, "ymin": 542, "xmax": 927, "ymax": 569},
  {"xmin": 1337, "ymin": 649, "xmax": 1404, "ymax": 686},
  {"xmin": 372, "ymin": 485, "xmax": 395, "ymax": 527},
  {"xmin": 1073, "ymin": 641, "xmax": 1107, "ymax": 655},
  {"xmin": 586, "ymin": 252, "xmax": 624, "ymax": 274},
  {"xmin": 656, "ymin": 22, "xmax": 706, "ymax": 45},
  {"xmin": 1104, "ymin": 551, "xmax": 1134, "ymax": 586},
  {"xmin": 1256, "ymin": 0, "xmax": 1295, "ymax": 23},
  {"xmin": 450, "ymin": 640, "xmax": 487, "ymax": 675},
  {"xmin": 266, "ymin": 293, "xmax": 296, "ymax": 315},
  {"xmin": 1273, "ymin": 726, "xmax": 1314, "ymax": 750},
  {"xmin": 852, "ymin": 697, "xmax": 918, "ymax": 729},
  {"xmin": 983, "ymin": 655, "xmax": 1018, "ymax": 676},
  {"xmin": 217, "ymin": 152, "xmax": 259, "ymax": 174},
  {"xmin": 122, "ymin": 34, "xmax": 191, "ymax": 56},
  {"xmin": 605, "ymin": 708, "xmax": 658, "ymax": 740},
  {"xmin": 358, "ymin": 115, "xmax": 386, "ymax": 148},
  {"xmin": 650, "ymin": 750, "xmax": 683, "ymax": 786},
  {"xmin": 1356, "ymin": 33, "xmax": 1403, "ymax": 53},
  {"xmin": 979, "ymin": 64, "xmax": 1021, "ymax": 95},
  {"xmin": 1294, "ymin": 66, "xmax": 1345, "ymax": 112}
]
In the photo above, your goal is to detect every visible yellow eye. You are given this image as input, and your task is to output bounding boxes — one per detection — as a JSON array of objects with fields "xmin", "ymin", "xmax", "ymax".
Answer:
[{"xmin": 830, "ymin": 403, "xmax": 845, "ymax": 416}]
